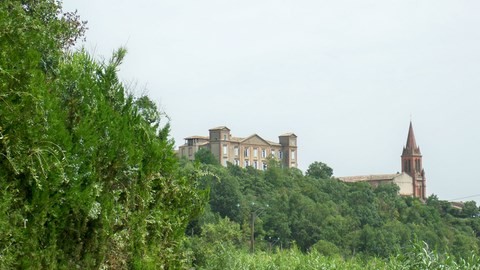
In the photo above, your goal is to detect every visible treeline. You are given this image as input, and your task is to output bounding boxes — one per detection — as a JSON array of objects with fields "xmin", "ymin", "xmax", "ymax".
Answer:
[
  {"xmin": 0, "ymin": 1, "xmax": 206, "ymax": 268},
  {"xmin": 183, "ymin": 149, "xmax": 480, "ymax": 267}
]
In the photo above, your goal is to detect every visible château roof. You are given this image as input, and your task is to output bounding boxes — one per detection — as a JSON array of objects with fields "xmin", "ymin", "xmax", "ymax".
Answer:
[
  {"xmin": 209, "ymin": 126, "xmax": 230, "ymax": 131},
  {"xmin": 186, "ymin": 126, "xmax": 293, "ymax": 147},
  {"xmin": 184, "ymin": 135, "xmax": 209, "ymax": 140},
  {"xmin": 266, "ymin": 140, "xmax": 282, "ymax": 146},
  {"xmin": 240, "ymin": 134, "xmax": 282, "ymax": 146},
  {"xmin": 197, "ymin": 141, "xmax": 210, "ymax": 146},
  {"xmin": 402, "ymin": 121, "xmax": 422, "ymax": 156},
  {"xmin": 280, "ymin": 133, "xmax": 297, "ymax": 137},
  {"xmin": 215, "ymin": 133, "xmax": 281, "ymax": 146}
]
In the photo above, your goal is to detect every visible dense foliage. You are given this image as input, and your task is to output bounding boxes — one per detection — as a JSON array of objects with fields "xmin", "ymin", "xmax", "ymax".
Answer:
[
  {"xmin": 3, "ymin": 1, "xmax": 480, "ymax": 269},
  {"xmin": 0, "ymin": 1, "xmax": 206, "ymax": 268},
  {"xmin": 184, "ymin": 158, "xmax": 480, "ymax": 268}
]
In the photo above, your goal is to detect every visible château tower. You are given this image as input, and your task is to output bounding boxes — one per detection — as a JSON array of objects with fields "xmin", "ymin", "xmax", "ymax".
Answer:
[{"xmin": 401, "ymin": 121, "xmax": 426, "ymax": 200}]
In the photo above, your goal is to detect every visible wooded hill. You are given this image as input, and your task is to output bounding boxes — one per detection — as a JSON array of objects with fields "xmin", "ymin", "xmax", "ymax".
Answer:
[{"xmin": 184, "ymin": 150, "xmax": 480, "ymax": 267}]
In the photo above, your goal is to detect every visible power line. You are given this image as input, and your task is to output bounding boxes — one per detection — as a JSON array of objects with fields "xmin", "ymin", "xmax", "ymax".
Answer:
[{"xmin": 448, "ymin": 194, "xmax": 480, "ymax": 201}]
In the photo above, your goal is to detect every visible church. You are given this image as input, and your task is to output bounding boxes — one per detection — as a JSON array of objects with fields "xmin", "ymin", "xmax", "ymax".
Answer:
[{"xmin": 338, "ymin": 122, "xmax": 427, "ymax": 200}]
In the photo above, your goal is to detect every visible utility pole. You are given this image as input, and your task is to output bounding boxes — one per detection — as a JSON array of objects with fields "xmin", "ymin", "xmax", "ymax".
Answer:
[{"xmin": 238, "ymin": 202, "xmax": 268, "ymax": 254}]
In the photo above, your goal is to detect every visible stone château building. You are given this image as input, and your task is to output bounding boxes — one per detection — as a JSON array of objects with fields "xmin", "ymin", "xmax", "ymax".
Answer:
[
  {"xmin": 338, "ymin": 121, "xmax": 427, "ymax": 200},
  {"xmin": 178, "ymin": 126, "xmax": 298, "ymax": 169}
]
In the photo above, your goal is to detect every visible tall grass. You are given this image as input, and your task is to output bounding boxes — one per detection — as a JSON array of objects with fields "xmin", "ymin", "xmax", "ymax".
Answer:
[
  {"xmin": 197, "ymin": 242, "xmax": 480, "ymax": 270},
  {"xmin": 200, "ymin": 246, "xmax": 384, "ymax": 270},
  {"xmin": 387, "ymin": 241, "xmax": 480, "ymax": 270}
]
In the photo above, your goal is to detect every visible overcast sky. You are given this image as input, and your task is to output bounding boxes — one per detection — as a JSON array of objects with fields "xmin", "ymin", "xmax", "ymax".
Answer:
[{"xmin": 62, "ymin": 0, "xmax": 480, "ymax": 203}]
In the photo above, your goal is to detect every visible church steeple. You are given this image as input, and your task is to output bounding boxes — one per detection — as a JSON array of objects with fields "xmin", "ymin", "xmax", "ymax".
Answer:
[
  {"xmin": 401, "ymin": 121, "xmax": 426, "ymax": 200},
  {"xmin": 402, "ymin": 121, "xmax": 421, "ymax": 156}
]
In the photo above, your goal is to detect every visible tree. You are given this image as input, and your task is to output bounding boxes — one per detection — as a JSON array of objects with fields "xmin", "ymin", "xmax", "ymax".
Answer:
[
  {"xmin": 462, "ymin": 201, "xmax": 479, "ymax": 218},
  {"xmin": 195, "ymin": 148, "xmax": 219, "ymax": 165},
  {"xmin": 1, "ymin": 1, "xmax": 87, "ymax": 267},
  {"xmin": 310, "ymin": 240, "xmax": 340, "ymax": 256},
  {"xmin": 0, "ymin": 1, "xmax": 206, "ymax": 268},
  {"xmin": 210, "ymin": 173, "xmax": 244, "ymax": 223},
  {"xmin": 187, "ymin": 216, "xmax": 243, "ymax": 267},
  {"xmin": 306, "ymin": 161, "xmax": 333, "ymax": 179}
]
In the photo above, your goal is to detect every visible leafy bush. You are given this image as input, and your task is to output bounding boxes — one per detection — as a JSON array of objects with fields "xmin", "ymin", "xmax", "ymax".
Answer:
[{"xmin": 0, "ymin": 1, "xmax": 207, "ymax": 268}]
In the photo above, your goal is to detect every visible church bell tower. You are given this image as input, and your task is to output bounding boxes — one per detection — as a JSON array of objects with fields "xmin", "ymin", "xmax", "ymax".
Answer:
[{"xmin": 401, "ymin": 121, "xmax": 426, "ymax": 200}]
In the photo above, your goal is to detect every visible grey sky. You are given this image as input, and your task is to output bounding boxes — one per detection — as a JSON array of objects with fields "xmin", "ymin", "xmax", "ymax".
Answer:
[{"xmin": 63, "ymin": 0, "xmax": 480, "ymax": 203}]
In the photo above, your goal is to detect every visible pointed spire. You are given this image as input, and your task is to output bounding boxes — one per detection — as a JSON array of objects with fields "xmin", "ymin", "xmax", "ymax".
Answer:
[
  {"xmin": 402, "ymin": 121, "xmax": 421, "ymax": 156},
  {"xmin": 405, "ymin": 121, "xmax": 417, "ymax": 149}
]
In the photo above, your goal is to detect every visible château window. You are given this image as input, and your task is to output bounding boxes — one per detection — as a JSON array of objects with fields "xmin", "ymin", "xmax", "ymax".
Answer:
[
  {"xmin": 223, "ymin": 145, "xmax": 228, "ymax": 156},
  {"xmin": 245, "ymin": 160, "xmax": 250, "ymax": 167},
  {"xmin": 244, "ymin": 148, "xmax": 250, "ymax": 157},
  {"xmin": 234, "ymin": 147, "xmax": 239, "ymax": 156},
  {"xmin": 263, "ymin": 162, "xmax": 268, "ymax": 170},
  {"xmin": 261, "ymin": 149, "xmax": 267, "ymax": 158},
  {"xmin": 253, "ymin": 160, "xmax": 258, "ymax": 169},
  {"xmin": 253, "ymin": 148, "xmax": 258, "ymax": 158},
  {"xmin": 271, "ymin": 150, "xmax": 275, "ymax": 157},
  {"xmin": 234, "ymin": 159, "xmax": 239, "ymax": 166},
  {"xmin": 291, "ymin": 150, "xmax": 295, "ymax": 160},
  {"xmin": 224, "ymin": 134, "xmax": 227, "ymax": 140},
  {"xmin": 279, "ymin": 151, "xmax": 283, "ymax": 159}
]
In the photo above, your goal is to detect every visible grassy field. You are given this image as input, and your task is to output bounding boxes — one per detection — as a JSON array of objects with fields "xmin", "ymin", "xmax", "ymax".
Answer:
[{"xmin": 196, "ymin": 243, "xmax": 480, "ymax": 270}]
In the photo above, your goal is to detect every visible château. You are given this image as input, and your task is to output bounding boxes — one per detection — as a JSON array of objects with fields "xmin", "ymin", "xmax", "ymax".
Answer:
[{"xmin": 178, "ymin": 126, "xmax": 298, "ymax": 169}]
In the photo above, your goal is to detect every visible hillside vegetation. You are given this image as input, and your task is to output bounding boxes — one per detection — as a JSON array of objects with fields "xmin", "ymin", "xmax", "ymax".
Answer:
[
  {"xmin": 183, "ymin": 152, "xmax": 480, "ymax": 268},
  {"xmin": 2, "ymin": 1, "xmax": 479, "ymax": 269}
]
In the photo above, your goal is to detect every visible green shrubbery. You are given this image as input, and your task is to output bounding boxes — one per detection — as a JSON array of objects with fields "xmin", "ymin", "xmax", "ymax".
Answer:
[{"xmin": 0, "ymin": 1, "xmax": 206, "ymax": 268}]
